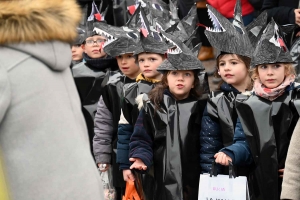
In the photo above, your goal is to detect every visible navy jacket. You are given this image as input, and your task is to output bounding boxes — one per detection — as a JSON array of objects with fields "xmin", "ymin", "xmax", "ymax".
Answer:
[{"xmin": 200, "ymin": 83, "xmax": 252, "ymax": 173}]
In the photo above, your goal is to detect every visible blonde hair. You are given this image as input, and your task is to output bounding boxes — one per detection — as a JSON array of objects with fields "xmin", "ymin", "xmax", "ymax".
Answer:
[{"xmin": 251, "ymin": 63, "xmax": 296, "ymax": 81}]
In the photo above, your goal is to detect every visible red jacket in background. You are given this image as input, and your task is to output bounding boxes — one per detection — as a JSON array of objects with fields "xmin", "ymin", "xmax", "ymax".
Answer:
[{"xmin": 207, "ymin": 0, "xmax": 254, "ymax": 18}]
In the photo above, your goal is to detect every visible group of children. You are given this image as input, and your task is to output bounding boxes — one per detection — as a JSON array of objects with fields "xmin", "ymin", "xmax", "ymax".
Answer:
[{"xmin": 71, "ymin": 0, "xmax": 300, "ymax": 200}]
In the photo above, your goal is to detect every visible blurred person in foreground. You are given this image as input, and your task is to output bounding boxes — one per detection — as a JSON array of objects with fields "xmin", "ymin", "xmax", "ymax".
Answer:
[{"xmin": 0, "ymin": 0, "xmax": 104, "ymax": 200}]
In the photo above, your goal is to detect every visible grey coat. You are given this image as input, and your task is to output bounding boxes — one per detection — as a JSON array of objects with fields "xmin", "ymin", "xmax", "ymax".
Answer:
[
  {"xmin": 93, "ymin": 96, "xmax": 114, "ymax": 164},
  {"xmin": 0, "ymin": 42, "xmax": 104, "ymax": 200},
  {"xmin": 281, "ymin": 119, "xmax": 300, "ymax": 200}
]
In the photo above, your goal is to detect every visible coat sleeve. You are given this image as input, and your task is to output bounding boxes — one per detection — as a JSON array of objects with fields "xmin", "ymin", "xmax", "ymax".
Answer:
[
  {"xmin": 262, "ymin": 0, "xmax": 296, "ymax": 25},
  {"xmin": 220, "ymin": 118, "xmax": 253, "ymax": 166},
  {"xmin": 129, "ymin": 109, "xmax": 153, "ymax": 168},
  {"xmin": 93, "ymin": 96, "xmax": 113, "ymax": 164},
  {"xmin": 0, "ymin": 65, "xmax": 10, "ymax": 125},
  {"xmin": 199, "ymin": 106, "xmax": 223, "ymax": 173},
  {"xmin": 117, "ymin": 109, "xmax": 134, "ymax": 169},
  {"xmin": 281, "ymin": 119, "xmax": 300, "ymax": 200}
]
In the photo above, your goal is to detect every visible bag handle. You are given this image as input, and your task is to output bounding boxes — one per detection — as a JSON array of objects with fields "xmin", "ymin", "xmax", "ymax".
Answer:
[
  {"xmin": 209, "ymin": 161, "xmax": 237, "ymax": 179},
  {"xmin": 122, "ymin": 180, "xmax": 141, "ymax": 200}
]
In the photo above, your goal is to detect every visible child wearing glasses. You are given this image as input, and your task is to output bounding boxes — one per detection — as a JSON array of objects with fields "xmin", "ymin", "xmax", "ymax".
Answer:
[{"xmin": 72, "ymin": 3, "xmax": 119, "ymax": 154}]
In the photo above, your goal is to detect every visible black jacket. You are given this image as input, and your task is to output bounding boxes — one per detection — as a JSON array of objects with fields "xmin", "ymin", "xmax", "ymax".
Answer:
[{"xmin": 262, "ymin": 0, "xmax": 299, "ymax": 25}]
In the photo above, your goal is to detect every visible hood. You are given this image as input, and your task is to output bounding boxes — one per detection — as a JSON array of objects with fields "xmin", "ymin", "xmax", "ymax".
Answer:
[
  {"xmin": 0, "ymin": 0, "xmax": 81, "ymax": 45},
  {"xmin": 7, "ymin": 41, "xmax": 72, "ymax": 71}
]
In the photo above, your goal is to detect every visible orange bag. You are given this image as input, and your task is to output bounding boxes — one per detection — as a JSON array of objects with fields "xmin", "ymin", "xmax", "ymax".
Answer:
[{"xmin": 122, "ymin": 180, "xmax": 141, "ymax": 200}]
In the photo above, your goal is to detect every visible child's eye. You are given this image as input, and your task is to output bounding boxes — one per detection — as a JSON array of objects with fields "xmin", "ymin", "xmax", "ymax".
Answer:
[
  {"xmin": 171, "ymin": 71, "xmax": 177, "ymax": 75},
  {"xmin": 219, "ymin": 62, "xmax": 225, "ymax": 67},
  {"xmin": 149, "ymin": 58, "xmax": 157, "ymax": 62},
  {"xmin": 259, "ymin": 65, "xmax": 267, "ymax": 69},
  {"xmin": 127, "ymin": 55, "xmax": 133, "ymax": 58},
  {"xmin": 274, "ymin": 64, "xmax": 282, "ymax": 68},
  {"xmin": 138, "ymin": 59, "xmax": 144, "ymax": 63},
  {"xmin": 185, "ymin": 73, "xmax": 192, "ymax": 77},
  {"xmin": 231, "ymin": 62, "xmax": 237, "ymax": 65}
]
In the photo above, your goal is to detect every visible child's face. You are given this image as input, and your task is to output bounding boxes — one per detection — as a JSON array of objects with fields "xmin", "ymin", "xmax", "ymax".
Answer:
[
  {"xmin": 82, "ymin": 35, "xmax": 107, "ymax": 59},
  {"xmin": 257, "ymin": 63, "xmax": 285, "ymax": 89},
  {"xmin": 138, "ymin": 53, "xmax": 164, "ymax": 80},
  {"xmin": 116, "ymin": 53, "xmax": 140, "ymax": 79},
  {"xmin": 167, "ymin": 70, "xmax": 194, "ymax": 100},
  {"xmin": 71, "ymin": 44, "xmax": 84, "ymax": 61},
  {"xmin": 218, "ymin": 54, "xmax": 249, "ymax": 88}
]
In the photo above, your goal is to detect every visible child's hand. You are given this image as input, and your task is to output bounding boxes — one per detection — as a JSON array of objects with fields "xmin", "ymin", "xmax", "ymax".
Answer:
[
  {"xmin": 129, "ymin": 158, "xmax": 147, "ymax": 170},
  {"xmin": 97, "ymin": 163, "xmax": 110, "ymax": 172},
  {"xmin": 123, "ymin": 169, "xmax": 135, "ymax": 181},
  {"xmin": 214, "ymin": 152, "xmax": 232, "ymax": 166},
  {"xmin": 278, "ymin": 169, "xmax": 284, "ymax": 178}
]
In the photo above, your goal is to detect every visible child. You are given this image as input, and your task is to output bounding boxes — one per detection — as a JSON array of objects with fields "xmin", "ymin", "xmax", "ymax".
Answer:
[
  {"xmin": 129, "ymin": 39, "xmax": 206, "ymax": 199},
  {"xmin": 199, "ymin": 0, "xmax": 254, "ymax": 175},
  {"xmin": 71, "ymin": 26, "xmax": 85, "ymax": 66},
  {"xmin": 72, "ymin": 2, "xmax": 119, "ymax": 151},
  {"xmin": 235, "ymin": 19, "xmax": 299, "ymax": 200},
  {"xmin": 92, "ymin": 21, "xmax": 141, "ymax": 199},
  {"xmin": 116, "ymin": 7, "xmax": 168, "ymax": 183}
]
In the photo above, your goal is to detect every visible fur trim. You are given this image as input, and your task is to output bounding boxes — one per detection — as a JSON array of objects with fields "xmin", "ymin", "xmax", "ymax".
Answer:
[
  {"xmin": 119, "ymin": 109, "xmax": 129, "ymax": 125},
  {"xmin": 0, "ymin": 0, "xmax": 81, "ymax": 44},
  {"xmin": 135, "ymin": 94, "xmax": 145, "ymax": 111}
]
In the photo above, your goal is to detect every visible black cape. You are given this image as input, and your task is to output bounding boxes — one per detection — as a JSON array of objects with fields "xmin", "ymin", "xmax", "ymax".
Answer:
[
  {"xmin": 72, "ymin": 60, "xmax": 118, "ymax": 153},
  {"xmin": 143, "ymin": 93, "xmax": 207, "ymax": 200},
  {"xmin": 235, "ymin": 83, "xmax": 300, "ymax": 200},
  {"xmin": 206, "ymin": 85, "xmax": 253, "ymax": 176},
  {"xmin": 122, "ymin": 80, "xmax": 155, "ymax": 125}
]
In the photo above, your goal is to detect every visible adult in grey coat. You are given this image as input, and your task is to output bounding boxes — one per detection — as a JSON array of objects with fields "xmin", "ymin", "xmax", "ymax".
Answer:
[
  {"xmin": 0, "ymin": 0, "xmax": 104, "ymax": 199},
  {"xmin": 281, "ymin": 119, "xmax": 300, "ymax": 200}
]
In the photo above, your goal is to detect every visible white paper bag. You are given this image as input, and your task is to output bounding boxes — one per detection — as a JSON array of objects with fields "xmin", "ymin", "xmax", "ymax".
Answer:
[{"xmin": 198, "ymin": 174, "xmax": 249, "ymax": 200}]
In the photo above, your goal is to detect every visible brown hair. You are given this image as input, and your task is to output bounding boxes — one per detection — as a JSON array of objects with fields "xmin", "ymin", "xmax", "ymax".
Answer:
[
  {"xmin": 214, "ymin": 53, "xmax": 252, "ymax": 90},
  {"xmin": 148, "ymin": 70, "xmax": 202, "ymax": 112},
  {"xmin": 251, "ymin": 63, "xmax": 296, "ymax": 81}
]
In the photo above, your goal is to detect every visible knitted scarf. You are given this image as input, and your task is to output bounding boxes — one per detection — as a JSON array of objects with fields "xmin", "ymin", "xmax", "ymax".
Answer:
[{"xmin": 254, "ymin": 74, "xmax": 295, "ymax": 101}]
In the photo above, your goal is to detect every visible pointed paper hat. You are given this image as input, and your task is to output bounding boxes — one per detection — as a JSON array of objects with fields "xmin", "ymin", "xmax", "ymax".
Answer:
[
  {"xmin": 204, "ymin": 0, "xmax": 253, "ymax": 57},
  {"xmin": 93, "ymin": 21, "xmax": 140, "ymax": 57},
  {"xmin": 133, "ymin": 6, "xmax": 169, "ymax": 55},
  {"xmin": 251, "ymin": 19, "xmax": 293, "ymax": 67},
  {"xmin": 157, "ymin": 4, "xmax": 198, "ymax": 42},
  {"xmin": 85, "ymin": 1, "xmax": 109, "ymax": 38},
  {"xmin": 157, "ymin": 31, "xmax": 204, "ymax": 72},
  {"xmin": 73, "ymin": 26, "xmax": 86, "ymax": 45},
  {"xmin": 245, "ymin": 10, "xmax": 268, "ymax": 46}
]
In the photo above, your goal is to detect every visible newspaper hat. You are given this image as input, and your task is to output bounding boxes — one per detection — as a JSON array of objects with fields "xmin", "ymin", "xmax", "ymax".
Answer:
[
  {"xmin": 157, "ymin": 31, "xmax": 204, "ymax": 72},
  {"xmin": 133, "ymin": 6, "xmax": 169, "ymax": 55},
  {"xmin": 251, "ymin": 19, "xmax": 293, "ymax": 67},
  {"xmin": 93, "ymin": 21, "xmax": 140, "ymax": 57},
  {"xmin": 85, "ymin": 1, "xmax": 109, "ymax": 38},
  {"xmin": 204, "ymin": 0, "xmax": 253, "ymax": 57}
]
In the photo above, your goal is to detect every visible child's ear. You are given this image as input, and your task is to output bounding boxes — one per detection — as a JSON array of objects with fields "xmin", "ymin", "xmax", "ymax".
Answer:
[{"xmin": 81, "ymin": 44, "xmax": 85, "ymax": 50}]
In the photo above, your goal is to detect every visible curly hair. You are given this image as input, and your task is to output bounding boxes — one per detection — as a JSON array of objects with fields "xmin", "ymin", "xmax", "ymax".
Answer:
[{"xmin": 148, "ymin": 70, "xmax": 202, "ymax": 112}]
